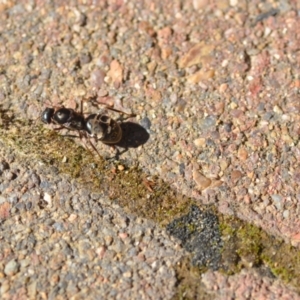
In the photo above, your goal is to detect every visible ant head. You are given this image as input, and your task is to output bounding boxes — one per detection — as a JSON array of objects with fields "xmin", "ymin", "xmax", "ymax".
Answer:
[
  {"xmin": 41, "ymin": 107, "xmax": 55, "ymax": 124},
  {"xmin": 53, "ymin": 108, "xmax": 72, "ymax": 124},
  {"xmin": 40, "ymin": 98, "xmax": 60, "ymax": 124}
]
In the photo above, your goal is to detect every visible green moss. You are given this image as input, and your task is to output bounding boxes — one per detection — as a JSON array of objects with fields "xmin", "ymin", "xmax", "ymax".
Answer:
[
  {"xmin": 261, "ymin": 240, "xmax": 300, "ymax": 287},
  {"xmin": 173, "ymin": 257, "xmax": 215, "ymax": 300},
  {"xmin": 219, "ymin": 215, "xmax": 300, "ymax": 292}
]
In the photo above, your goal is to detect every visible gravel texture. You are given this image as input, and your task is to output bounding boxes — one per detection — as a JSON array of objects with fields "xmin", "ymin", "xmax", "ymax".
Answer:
[
  {"xmin": 0, "ymin": 0, "xmax": 299, "ymax": 246},
  {"xmin": 0, "ymin": 143, "xmax": 185, "ymax": 299},
  {"xmin": 0, "ymin": 0, "xmax": 300, "ymax": 298},
  {"xmin": 202, "ymin": 269, "xmax": 300, "ymax": 300}
]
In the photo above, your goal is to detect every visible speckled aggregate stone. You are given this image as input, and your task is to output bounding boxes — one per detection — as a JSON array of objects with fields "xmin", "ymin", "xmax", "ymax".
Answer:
[
  {"xmin": 202, "ymin": 269, "xmax": 300, "ymax": 300},
  {"xmin": 1, "ymin": 0, "xmax": 300, "ymax": 298},
  {"xmin": 0, "ymin": 0, "xmax": 299, "ymax": 249},
  {"xmin": 0, "ymin": 145, "xmax": 185, "ymax": 299},
  {"xmin": 6, "ymin": 146, "xmax": 299, "ymax": 300}
]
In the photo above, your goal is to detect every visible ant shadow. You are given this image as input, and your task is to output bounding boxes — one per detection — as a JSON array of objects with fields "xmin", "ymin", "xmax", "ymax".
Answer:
[
  {"xmin": 63, "ymin": 121, "xmax": 149, "ymax": 159},
  {"xmin": 108, "ymin": 121, "xmax": 149, "ymax": 159},
  {"xmin": 116, "ymin": 122, "xmax": 149, "ymax": 148}
]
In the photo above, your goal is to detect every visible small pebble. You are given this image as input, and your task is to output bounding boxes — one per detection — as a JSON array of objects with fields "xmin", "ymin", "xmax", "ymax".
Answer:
[
  {"xmin": 4, "ymin": 259, "xmax": 19, "ymax": 276},
  {"xmin": 118, "ymin": 165, "xmax": 125, "ymax": 171}
]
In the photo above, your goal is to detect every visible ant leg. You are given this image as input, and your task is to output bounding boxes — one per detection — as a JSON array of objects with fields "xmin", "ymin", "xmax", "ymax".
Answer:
[
  {"xmin": 104, "ymin": 106, "xmax": 136, "ymax": 117},
  {"xmin": 114, "ymin": 147, "xmax": 128, "ymax": 158},
  {"xmin": 43, "ymin": 98, "xmax": 65, "ymax": 111},
  {"xmin": 80, "ymin": 131, "xmax": 102, "ymax": 158},
  {"xmin": 105, "ymin": 106, "xmax": 136, "ymax": 122},
  {"xmin": 53, "ymin": 126, "xmax": 65, "ymax": 131},
  {"xmin": 106, "ymin": 145, "xmax": 128, "ymax": 160},
  {"xmin": 114, "ymin": 147, "xmax": 121, "ymax": 160},
  {"xmin": 80, "ymin": 99, "xmax": 83, "ymax": 115},
  {"xmin": 78, "ymin": 131, "xmax": 90, "ymax": 151},
  {"xmin": 30, "ymin": 114, "xmax": 42, "ymax": 128},
  {"xmin": 106, "ymin": 146, "xmax": 120, "ymax": 161},
  {"xmin": 80, "ymin": 97, "xmax": 99, "ymax": 116},
  {"xmin": 115, "ymin": 114, "xmax": 134, "ymax": 122},
  {"xmin": 98, "ymin": 106, "xmax": 136, "ymax": 122},
  {"xmin": 87, "ymin": 139, "xmax": 102, "ymax": 158},
  {"xmin": 53, "ymin": 127, "xmax": 80, "ymax": 140},
  {"xmin": 89, "ymin": 100, "xmax": 136, "ymax": 120},
  {"xmin": 62, "ymin": 134, "xmax": 80, "ymax": 139}
]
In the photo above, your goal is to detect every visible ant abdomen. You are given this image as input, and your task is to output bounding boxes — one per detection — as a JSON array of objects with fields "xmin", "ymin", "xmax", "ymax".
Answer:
[{"xmin": 85, "ymin": 113, "xmax": 122, "ymax": 144}]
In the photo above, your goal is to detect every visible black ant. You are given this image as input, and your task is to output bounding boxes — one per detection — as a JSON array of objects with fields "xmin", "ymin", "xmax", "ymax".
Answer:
[{"xmin": 41, "ymin": 100, "xmax": 136, "ymax": 157}]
